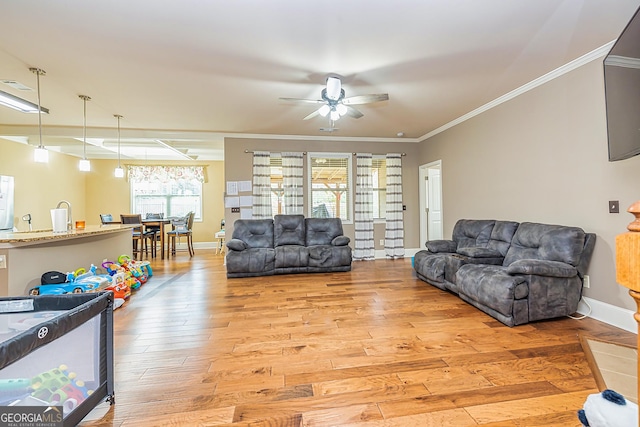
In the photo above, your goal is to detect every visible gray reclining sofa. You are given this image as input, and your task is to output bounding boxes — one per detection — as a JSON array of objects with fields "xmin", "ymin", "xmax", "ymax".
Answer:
[
  {"xmin": 414, "ymin": 219, "xmax": 595, "ymax": 326},
  {"xmin": 226, "ymin": 214, "xmax": 352, "ymax": 278}
]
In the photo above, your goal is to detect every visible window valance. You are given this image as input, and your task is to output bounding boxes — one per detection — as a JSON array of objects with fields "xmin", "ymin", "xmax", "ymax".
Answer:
[{"xmin": 128, "ymin": 165, "xmax": 206, "ymax": 183}]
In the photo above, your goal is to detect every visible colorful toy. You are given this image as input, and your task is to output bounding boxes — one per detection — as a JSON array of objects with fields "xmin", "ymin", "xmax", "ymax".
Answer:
[
  {"xmin": 29, "ymin": 365, "xmax": 93, "ymax": 412},
  {"xmin": 28, "ymin": 281, "xmax": 98, "ymax": 296},
  {"xmin": 118, "ymin": 254, "xmax": 153, "ymax": 278},
  {"xmin": 102, "ymin": 260, "xmax": 141, "ymax": 290},
  {"xmin": 0, "ymin": 379, "xmax": 33, "ymax": 405},
  {"xmin": 578, "ymin": 389, "xmax": 638, "ymax": 427},
  {"xmin": 103, "ymin": 272, "xmax": 131, "ymax": 300}
]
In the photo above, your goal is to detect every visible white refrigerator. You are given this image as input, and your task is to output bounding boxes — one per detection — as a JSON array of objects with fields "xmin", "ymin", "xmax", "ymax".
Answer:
[{"xmin": 0, "ymin": 175, "xmax": 14, "ymax": 231}]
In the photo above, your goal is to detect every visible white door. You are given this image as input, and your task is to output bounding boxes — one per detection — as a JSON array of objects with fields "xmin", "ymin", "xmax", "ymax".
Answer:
[
  {"xmin": 419, "ymin": 161, "xmax": 443, "ymax": 248},
  {"xmin": 427, "ymin": 166, "xmax": 442, "ymax": 240}
]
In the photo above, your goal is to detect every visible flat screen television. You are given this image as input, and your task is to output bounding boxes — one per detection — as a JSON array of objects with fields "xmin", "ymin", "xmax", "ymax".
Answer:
[{"xmin": 604, "ymin": 5, "xmax": 640, "ymax": 162}]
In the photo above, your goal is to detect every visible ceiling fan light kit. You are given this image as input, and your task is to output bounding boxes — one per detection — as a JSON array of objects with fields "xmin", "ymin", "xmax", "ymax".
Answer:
[{"xmin": 281, "ymin": 75, "xmax": 389, "ymax": 125}]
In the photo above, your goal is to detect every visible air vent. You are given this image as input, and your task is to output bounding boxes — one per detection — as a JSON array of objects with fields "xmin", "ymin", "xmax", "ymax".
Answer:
[
  {"xmin": 1, "ymin": 80, "xmax": 33, "ymax": 91},
  {"xmin": 319, "ymin": 127, "xmax": 339, "ymax": 132}
]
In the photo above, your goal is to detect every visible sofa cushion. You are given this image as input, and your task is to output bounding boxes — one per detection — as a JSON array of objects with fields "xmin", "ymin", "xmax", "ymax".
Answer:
[
  {"xmin": 332, "ymin": 235, "xmax": 350, "ymax": 246},
  {"xmin": 226, "ymin": 248, "xmax": 275, "ymax": 274},
  {"xmin": 305, "ymin": 218, "xmax": 344, "ymax": 246},
  {"xmin": 275, "ymin": 245, "xmax": 308, "ymax": 268},
  {"xmin": 503, "ymin": 222, "xmax": 586, "ymax": 267},
  {"xmin": 426, "ymin": 240, "xmax": 457, "ymax": 253},
  {"xmin": 456, "ymin": 247, "xmax": 503, "ymax": 258},
  {"xmin": 487, "ymin": 221, "xmax": 519, "ymax": 256},
  {"xmin": 274, "ymin": 214, "xmax": 306, "ymax": 247},
  {"xmin": 506, "ymin": 259, "xmax": 577, "ymax": 278},
  {"xmin": 232, "ymin": 219, "xmax": 274, "ymax": 248},
  {"xmin": 226, "ymin": 238, "xmax": 247, "ymax": 251},
  {"xmin": 452, "ymin": 219, "xmax": 495, "ymax": 249},
  {"xmin": 413, "ymin": 251, "xmax": 447, "ymax": 283},
  {"xmin": 457, "ymin": 264, "xmax": 529, "ymax": 318},
  {"xmin": 307, "ymin": 245, "xmax": 352, "ymax": 268}
]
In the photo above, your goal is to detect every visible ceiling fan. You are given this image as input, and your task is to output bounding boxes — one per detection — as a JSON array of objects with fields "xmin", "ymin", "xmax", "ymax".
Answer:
[{"xmin": 280, "ymin": 76, "xmax": 389, "ymax": 123}]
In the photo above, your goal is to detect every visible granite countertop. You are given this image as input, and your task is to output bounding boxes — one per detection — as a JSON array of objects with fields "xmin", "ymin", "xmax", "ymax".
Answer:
[{"xmin": 0, "ymin": 224, "xmax": 134, "ymax": 244}]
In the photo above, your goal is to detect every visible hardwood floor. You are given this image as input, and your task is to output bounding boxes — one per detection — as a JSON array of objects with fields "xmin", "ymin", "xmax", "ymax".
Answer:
[{"xmin": 79, "ymin": 251, "xmax": 636, "ymax": 426}]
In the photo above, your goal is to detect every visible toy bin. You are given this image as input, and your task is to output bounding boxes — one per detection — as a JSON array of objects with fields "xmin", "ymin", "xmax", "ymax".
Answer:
[{"xmin": 0, "ymin": 292, "xmax": 114, "ymax": 427}]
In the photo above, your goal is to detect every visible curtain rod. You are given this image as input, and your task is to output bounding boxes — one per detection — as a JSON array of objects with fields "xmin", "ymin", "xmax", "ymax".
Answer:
[
  {"xmin": 353, "ymin": 152, "xmax": 406, "ymax": 156},
  {"xmin": 245, "ymin": 150, "xmax": 307, "ymax": 155},
  {"xmin": 243, "ymin": 150, "xmax": 405, "ymax": 156}
]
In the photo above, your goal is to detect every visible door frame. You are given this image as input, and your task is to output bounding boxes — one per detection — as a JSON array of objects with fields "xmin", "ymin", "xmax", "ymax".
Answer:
[{"xmin": 419, "ymin": 160, "xmax": 443, "ymax": 249}]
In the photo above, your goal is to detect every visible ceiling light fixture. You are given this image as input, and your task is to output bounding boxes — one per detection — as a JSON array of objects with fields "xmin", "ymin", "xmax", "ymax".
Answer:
[
  {"xmin": 29, "ymin": 67, "xmax": 48, "ymax": 163},
  {"xmin": 78, "ymin": 95, "xmax": 91, "ymax": 172},
  {"xmin": 0, "ymin": 90, "xmax": 49, "ymax": 114},
  {"xmin": 114, "ymin": 114, "xmax": 124, "ymax": 178}
]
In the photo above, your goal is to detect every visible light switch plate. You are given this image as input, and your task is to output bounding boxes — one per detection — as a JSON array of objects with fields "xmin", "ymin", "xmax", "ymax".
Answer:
[{"xmin": 0, "ymin": 254, "xmax": 6, "ymax": 269}]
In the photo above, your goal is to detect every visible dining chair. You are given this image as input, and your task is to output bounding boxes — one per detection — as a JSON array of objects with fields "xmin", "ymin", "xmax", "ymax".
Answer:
[
  {"xmin": 167, "ymin": 211, "xmax": 195, "ymax": 257},
  {"xmin": 145, "ymin": 213, "xmax": 164, "ymax": 256},
  {"xmin": 120, "ymin": 214, "xmax": 155, "ymax": 259},
  {"xmin": 100, "ymin": 213, "xmax": 120, "ymax": 224}
]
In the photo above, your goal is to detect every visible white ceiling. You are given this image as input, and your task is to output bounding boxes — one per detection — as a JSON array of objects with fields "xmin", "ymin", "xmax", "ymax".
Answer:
[{"xmin": 0, "ymin": 0, "xmax": 639, "ymax": 161}]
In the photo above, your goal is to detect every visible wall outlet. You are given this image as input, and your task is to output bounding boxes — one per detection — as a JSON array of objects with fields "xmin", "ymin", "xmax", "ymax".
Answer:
[
  {"xmin": 0, "ymin": 254, "xmax": 6, "ymax": 269},
  {"xmin": 380, "ymin": 239, "xmax": 384, "ymax": 245},
  {"xmin": 583, "ymin": 275, "xmax": 590, "ymax": 288}
]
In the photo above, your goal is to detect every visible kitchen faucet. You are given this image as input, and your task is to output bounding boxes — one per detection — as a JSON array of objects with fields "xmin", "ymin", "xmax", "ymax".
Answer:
[{"xmin": 56, "ymin": 200, "xmax": 73, "ymax": 230}]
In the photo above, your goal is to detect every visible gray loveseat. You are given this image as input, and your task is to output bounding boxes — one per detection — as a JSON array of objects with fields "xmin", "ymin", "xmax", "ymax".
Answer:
[
  {"xmin": 226, "ymin": 214, "xmax": 352, "ymax": 278},
  {"xmin": 414, "ymin": 219, "xmax": 595, "ymax": 326}
]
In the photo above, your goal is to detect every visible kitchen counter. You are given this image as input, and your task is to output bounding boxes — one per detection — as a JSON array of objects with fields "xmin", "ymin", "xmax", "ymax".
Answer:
[
  {"xmin": 0, "ymin": 225, "xmax": 134, "ymax": 296},
  {"xmin": 0, "ymin": 224, "xmax": 134, "ymax": 247}
]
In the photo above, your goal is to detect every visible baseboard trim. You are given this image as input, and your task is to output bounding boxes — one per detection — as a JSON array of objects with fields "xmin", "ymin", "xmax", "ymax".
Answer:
[{"xmin": 576, "ymin": 297, "xmax": 636, "ymax": 334}]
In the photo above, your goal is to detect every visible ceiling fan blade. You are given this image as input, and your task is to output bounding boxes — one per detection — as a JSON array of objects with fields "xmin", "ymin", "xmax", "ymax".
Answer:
[
  {"xmin": 345, "ymin": 106, "xmax": 364, "ymax": 119},
  {"xmin": 342, "ymin": 93, "xmax": 389, "ymax": 105},
  {"xmin": 279, "ymin": 97, "xmax": 325, "ymax": 104},
  {"xmin": 303, "ymin": 109, "xmax": 321, "ymax": 120}
]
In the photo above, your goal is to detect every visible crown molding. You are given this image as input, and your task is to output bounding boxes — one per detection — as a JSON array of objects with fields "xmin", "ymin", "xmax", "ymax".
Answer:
[{"xmin": 420, "ymin": 41, "xmax": 616, "ymax": 141}]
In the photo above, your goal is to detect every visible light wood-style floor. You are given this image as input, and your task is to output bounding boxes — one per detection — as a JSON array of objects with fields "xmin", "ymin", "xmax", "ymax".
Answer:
[{"xmin": 80, "ymin": 250, "xmax": 637, "ymax": 426}]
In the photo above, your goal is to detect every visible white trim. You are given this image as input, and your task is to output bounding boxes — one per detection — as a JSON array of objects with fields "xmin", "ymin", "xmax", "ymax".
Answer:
[
  {"xmin": 576, "ymin": 296, "xmax": 637, "ymax": 334},
  {"xmin": 605, "ymin": 55, "xmax": 640, "ymax": 69},
  {"xmin": 420, "ymin": 41, "xmax": 616, "ymax": 141}
]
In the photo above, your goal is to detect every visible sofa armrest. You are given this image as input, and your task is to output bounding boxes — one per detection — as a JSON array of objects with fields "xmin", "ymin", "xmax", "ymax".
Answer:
[
  {"xmin": 226, "ymin": 238, "xmax": 248, "ymax": 251},
  {"xmin": 456, "ymin": 247, "xmax": 503, "ymax": 258},
  {"xmin": 426, "ymin": 240, "xmax": 456, "ymax": 253},
  {"xmin": 507, "ymin": 259, "xmax": 577, "ymax": 278},
  {"xmin": 331, "ymin": 236, "xmax": 350, "ymax": 246}
]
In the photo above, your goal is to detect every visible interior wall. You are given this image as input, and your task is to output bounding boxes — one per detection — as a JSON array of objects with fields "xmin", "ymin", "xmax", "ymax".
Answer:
[
  {"xmin": 85, "ymin": 159, "xmax": 225, "ymax": 242},
  {"xmin": 0, "ymin": 139, "xmax": 225, "ymax": 242},
  {"xmin": 223, "ymin": 138, "xmax": 420, "ymax": 250},
  {"xmin": 0, "ymin": 138, "xmax": 86, "ymax": 231},
  {"xmin": 418, "ymin": 58, "xmax": 640, "ymax": 312}
]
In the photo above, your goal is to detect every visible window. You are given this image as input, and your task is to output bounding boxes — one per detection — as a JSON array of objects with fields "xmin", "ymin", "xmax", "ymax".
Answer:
[
  {"xmin": 270, "ymin": 156, "xmax": 283, "ymax": 215},
  {"xmin": 372, "ymin": 157, "xmax": 387, "ymax": 219},
  {"xmin": 308, "ymin": 153, "xmax": 352, "ymax": 221},
  {"xmin": 129, "ymin": 166, "xmax": 203, "ymax": 220}
]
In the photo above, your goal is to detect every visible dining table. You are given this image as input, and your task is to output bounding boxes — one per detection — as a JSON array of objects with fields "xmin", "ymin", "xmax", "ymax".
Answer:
[{"xmin": 141, "ymin": 218, "xmax": 172, "ymax": 259}]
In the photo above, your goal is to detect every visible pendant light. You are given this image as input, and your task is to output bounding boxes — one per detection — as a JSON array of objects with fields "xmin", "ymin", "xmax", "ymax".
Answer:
[
  {"xmin": 30, "ymin": 67, "xmax": 48, "ymax": 163},
  {"xmin": 114, "ymin": 114, "xmax": 124, "ymax": 178},
  {"xmin": 78, "ymin": 95, "xmax": 91, "ymax": 172}
]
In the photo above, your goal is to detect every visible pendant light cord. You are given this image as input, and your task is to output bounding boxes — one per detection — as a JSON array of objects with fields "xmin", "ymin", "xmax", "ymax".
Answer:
[
  {"xmin": 116, "ymin": 115, "xmax": 122, "ymax": 168},
  {"xmin": 36, "ymin": 71, "xmax": 43, "ymax": 148}
]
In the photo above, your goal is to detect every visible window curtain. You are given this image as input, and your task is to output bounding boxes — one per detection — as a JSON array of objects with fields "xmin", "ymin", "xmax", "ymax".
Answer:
[
  {"xmin": 385, "ymin": 153, "xmax": 405, "ymax": 258},
  {"xmin": 252, "ymin": 151, "xmax": 272, "ymax": 219},
  {"xmin": 354, "ymin": 153, "xmax": 375, "ymax": 261},
  {"xmin": 281, "ymin": 152, "xmax": 304, "ymax": 215},
  {"xmin": 128, "ymin": 165, "xmax": 205, "ymax": 183}
]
